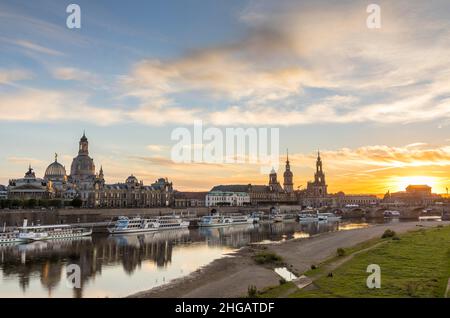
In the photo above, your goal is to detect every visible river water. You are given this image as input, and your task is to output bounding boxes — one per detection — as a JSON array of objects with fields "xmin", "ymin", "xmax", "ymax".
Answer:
[{"xmin": 0, "ymin": 218, "xmax": 403, "ymax": 298}]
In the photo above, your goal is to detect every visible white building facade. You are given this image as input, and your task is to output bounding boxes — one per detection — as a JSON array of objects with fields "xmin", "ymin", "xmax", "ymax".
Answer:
[
  {"xmin": 205, "ymin": 191, "xmax": 250, "ymax": 207},
  {"xmin": 0, "ymin": 185, "xmax": 7, "ymax": 200}
]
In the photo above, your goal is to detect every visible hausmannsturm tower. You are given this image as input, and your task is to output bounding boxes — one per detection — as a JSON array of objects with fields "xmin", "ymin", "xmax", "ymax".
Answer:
[{"xmin": 283, "ymin": 149, "xmax": 293, "ymax": 193}]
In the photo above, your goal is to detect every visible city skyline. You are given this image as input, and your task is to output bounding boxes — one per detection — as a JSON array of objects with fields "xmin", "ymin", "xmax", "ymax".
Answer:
[
  {"xmin": 1, "ymin": 0, "xmax": 450, "ymax": 194},
  {"xmin": 1, "ymin": 131, "xmax": 448, "ymax": 195}
]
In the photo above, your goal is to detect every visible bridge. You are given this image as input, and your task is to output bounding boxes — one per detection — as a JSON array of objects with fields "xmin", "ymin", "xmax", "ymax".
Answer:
[{"xmin": 334, "ymin": 205, "xmax": 448, "ymax": 219}]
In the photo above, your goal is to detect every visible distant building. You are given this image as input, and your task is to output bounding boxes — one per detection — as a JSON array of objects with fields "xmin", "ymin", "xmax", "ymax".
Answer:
[
  {"xmin": 9, "ymin": 132, "xmax": 174, "ymax": 208},
  {"xmin": 94, "ymin": 174, "xmax": 173, "ymax": 208},
  {"xmin": 299, "ymin": 152, "xmax": 331, "ymax": 207},
  {"xmin": 210, "ymin": 151, "xmax": 297, "ymax": 205},
  {"xmin": 0, "ymin": 184, "xmax": 7, "ymax": 199},
  {"xmin": 44, "ymin": 153, "xmax": 78, "ymax": 200},
  {"xmin": 205, "ymin": 191, "xmax": 250, "ymax": 207},
  {"xmin": 383, "ymin": 185, "xmax": 441, "ymax": 205},
  {"xmin": 174, "ymin": 191, "xmax": 207, "ymax": 207},
  {"xmin": 331, "ymin": 192, "xmax": 380, "ymax": 207},
  {"xmin": 68, "ymin": 132, "xmax": 102, "ymax": 206},
  {"xmin": 283, "ymin": 150, "xmax": 294, "ymax": 193},
  {"xmin": 8, "ymin": 166, "xmax": 53, "ymax": 200}
]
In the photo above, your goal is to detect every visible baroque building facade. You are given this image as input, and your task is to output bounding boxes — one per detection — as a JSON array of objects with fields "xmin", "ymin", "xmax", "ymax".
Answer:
[
  {"xmin": 8, "ymin": 133, "xmax": 174, "ymax": 208},
  {"xmin": 209, "ymin": 151, "xmax": 297, "ymax": 205},
  {"xmin": 299, "ymin": 152, "xmax": 331, "ymax": 207},
  {"xmin": 8, "ymin": 166, "xmax": 53, "ymax": 200}
]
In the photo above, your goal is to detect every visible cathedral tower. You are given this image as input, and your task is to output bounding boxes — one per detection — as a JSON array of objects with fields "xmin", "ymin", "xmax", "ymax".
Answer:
[
  {"xmin": 283, "ymin": 149, "xmax": 293, "ymax": 193},
  {"xmin": 269, "ymin": 168, "xmax": 278, "ymax": 185},
  {"xmin": 313, "ymin": 151, "xmax": 327, "ymax": 196}
]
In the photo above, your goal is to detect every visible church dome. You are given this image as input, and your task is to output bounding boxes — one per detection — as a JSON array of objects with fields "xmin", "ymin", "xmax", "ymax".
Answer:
[
  {"xmin": 126, "ymin": 175, "xmax": 138, "ymax": 184},
  {"xmin": 45, "ymin": 155, "xmax": 66, "ymax": 180}
]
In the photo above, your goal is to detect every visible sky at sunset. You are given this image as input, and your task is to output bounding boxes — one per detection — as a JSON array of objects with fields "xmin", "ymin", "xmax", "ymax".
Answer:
[{"xmin": 1, "ymin": 0, "xmax": 450, "ymax": 194}]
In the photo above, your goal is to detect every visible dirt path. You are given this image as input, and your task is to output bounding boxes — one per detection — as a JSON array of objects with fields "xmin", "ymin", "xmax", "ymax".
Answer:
[{"xmin": 129, "ymin": 221, "xmax": 448, "ymax": 298}]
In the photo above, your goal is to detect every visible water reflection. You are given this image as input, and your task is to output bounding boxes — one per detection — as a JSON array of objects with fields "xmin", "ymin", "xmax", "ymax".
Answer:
[{"xmin": 0, "ymin": 219, "xmax": 383, "ymax": 298}]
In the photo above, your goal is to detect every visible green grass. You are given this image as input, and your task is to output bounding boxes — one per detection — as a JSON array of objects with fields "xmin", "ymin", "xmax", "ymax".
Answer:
[
  {"xmin": 291, "ymin": 226, "xmax": 450, "ymax": 298},
  {"xmin": 257, "ymin": 282, "xmax": 297, "ymax": 298},
  {"xmin": 253, "ymin": 251, "xmax": 284, "ymax": 265},
  {"xmin": 255, "ymin": 225, "xmax": 450, "ymax": 298}
]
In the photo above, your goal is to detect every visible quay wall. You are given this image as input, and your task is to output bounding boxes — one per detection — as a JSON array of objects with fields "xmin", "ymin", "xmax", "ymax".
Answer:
[{"xmin": 0, "ymin": 205, "xmax": 304, "ymax": 226}]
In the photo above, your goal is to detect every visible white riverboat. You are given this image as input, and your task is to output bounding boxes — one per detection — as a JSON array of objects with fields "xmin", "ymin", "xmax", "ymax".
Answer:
[
  {"xmin": 384, "ymin": 210, "xmax": 400, "ymax": 218},
  {"xmin": 271, "ymin": 214, "xmax": 284, "ymax": 222},
  {"xmin": 230, "ymin": 214, "xmax": 259, "ymax": 225},
  {"xmin": 198, "ymin": 214, "xmax": 233, "ymax": 227},
  {"xmin": 317, "ymin": 212, "xmax": 342, "ymax": 222},
  {"xmin": 108, "ymin": 215, "xmax": 190, "ymax": 234},
  {"xmin": 419, "ymin": 215, "xmax": 442, "ymax": 221},
  {"xmin": 17, "ymin": 223, "xmax": 92, "ymax": 242},
  {"xmin": 298, "ymin": 213, "xmax": 318, "ymax": 222},
  {"xmin": 0, "ymin": 231, "xmax": 23, "ymax": 245},
  {"xmin": 249, "ymin": 212, "xmax": 263, "ymax": 223}
]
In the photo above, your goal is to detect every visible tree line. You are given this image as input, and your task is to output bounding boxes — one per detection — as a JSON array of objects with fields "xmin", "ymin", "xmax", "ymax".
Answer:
[{"xmin": 0, "ymin": 197, "xmax": 83, "ymax": 209}]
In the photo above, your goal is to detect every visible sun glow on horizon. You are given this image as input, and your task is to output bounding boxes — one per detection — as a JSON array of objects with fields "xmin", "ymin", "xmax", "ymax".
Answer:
[{"xmin": 389, "ymin": 176, "xmax": 440, "ymax": 193}]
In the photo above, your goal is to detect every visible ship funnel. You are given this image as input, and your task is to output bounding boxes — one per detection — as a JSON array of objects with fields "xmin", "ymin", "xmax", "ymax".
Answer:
[{"xmin": 23, "ymin": 218, "xmax": 28, "ymax": 228}]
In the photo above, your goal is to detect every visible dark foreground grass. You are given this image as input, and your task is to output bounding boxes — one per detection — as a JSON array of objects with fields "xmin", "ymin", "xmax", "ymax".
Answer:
[{"xmin": 290, "ymin": 225, "xmax": 450, "ymax": 298}]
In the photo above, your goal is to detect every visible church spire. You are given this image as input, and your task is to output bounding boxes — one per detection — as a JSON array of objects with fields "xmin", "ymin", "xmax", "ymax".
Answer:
[
  {"xmin": 283, "ymin": 148, "xmax": 293, "ymax": 193},
  {"xmin": 79, "ymin": 131, "xmax": 89, "ymax": 155}
]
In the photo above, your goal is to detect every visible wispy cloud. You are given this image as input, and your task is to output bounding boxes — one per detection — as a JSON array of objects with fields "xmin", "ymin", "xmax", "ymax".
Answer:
[
  {"xmin": 0, "ymin": 69, "xmax": 33, "ymax": 85},
  {"xmin": 7, "ymin": 156, "xmax": 44, "ymax": 165},
  {"xmin": 52, "ymin": 67, "xmax": 98, "ymax": 83},
  {"xmin": 0, "ymin": 89, "xmax": 124, "ymax": 125},
  {"xmin": 9, "ymin": 39, "xmax": 64, "ymax": 56},
  {"xmin": 146, "ymin": 144, "xmax": 168, "ymax": 153}
]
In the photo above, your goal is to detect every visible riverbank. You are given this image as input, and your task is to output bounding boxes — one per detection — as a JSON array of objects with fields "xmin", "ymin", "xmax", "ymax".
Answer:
[
  {"xmin": 129, "ymin": 220, "xmax": 450, "ymax": 298},
  {"xmin": 262, "ymin": 223, "xmax": 450, "ymax": 297}
]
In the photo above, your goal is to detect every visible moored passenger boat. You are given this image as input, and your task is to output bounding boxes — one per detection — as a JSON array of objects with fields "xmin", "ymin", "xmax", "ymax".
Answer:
[
  {"xmin": 18, "ymin": 223, "xmax": 92, "ymax": 242},
  {"xmin": 317, "ymin": 212, "xmax": 342, "ymax": 222},
  {"xmin": 108, "ymin": 215, "xmax": 189, "ymax": 234},
  {"xmin": 384, "ymin": 210, "xmax": 400, "ymax": 218},
  {"xmin": 230, "ymin": 214, "xmax": 258, "ymax": 225},
  {"xmin": 198, "ymin": 214, "xmax": 233, "ymax": 227},
  {"xmin": 297, "ymin": 213, "xmax": 318, "ymax": 222},
  {"xmin": 0, "ymin": 231, "xmax": 23, "ymax": 245}
]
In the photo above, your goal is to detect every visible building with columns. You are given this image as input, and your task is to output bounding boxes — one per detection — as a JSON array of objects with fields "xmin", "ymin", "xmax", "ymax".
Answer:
[{"xmin": 8, "ymin": 166, "xmax": 53, "ymax": 200}]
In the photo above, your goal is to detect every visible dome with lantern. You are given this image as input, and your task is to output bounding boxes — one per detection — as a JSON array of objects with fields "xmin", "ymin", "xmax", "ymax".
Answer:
[{"xmin": 45, "ymin": 153, "xmax": 67, "ymax": 182}]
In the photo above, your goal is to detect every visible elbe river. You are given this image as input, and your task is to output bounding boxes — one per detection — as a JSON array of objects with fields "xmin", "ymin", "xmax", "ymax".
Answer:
[{"xmin": 0, "ymin": 214, "xmax": 402, "ymax": 298}]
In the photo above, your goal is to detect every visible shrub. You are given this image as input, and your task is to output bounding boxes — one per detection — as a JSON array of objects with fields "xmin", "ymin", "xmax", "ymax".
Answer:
[
  {"xmin": 381, "ymin": 229, "xmax": 396, "ymax": 239},
  {"xmin": 337, "ymin": 248, "xmax": 346, "ymax": 257},
  {"xmin": 279, "ymin": 278, "xmax": 287, "ymax": 285},
  {"xmin": 392, "ymin": 235, "xmax": 401, "ymax": 241},
  {"xmin": 247, "ymin": 285, "xmax": 258, "ymax": 298},
  {"xmin": 406, "ymin": 282, "xmax": 419, "ymax": 297},
  {"xmin": 311, "ymin": 264, "xmax": 317, "ymax": 270},
  {"xmin": 253, "ymin": 252, "xmax": 283, "ymax": 265},
  {"xmin": 71, "ymin": 197, "xmax": 83, "ymax": 208}
]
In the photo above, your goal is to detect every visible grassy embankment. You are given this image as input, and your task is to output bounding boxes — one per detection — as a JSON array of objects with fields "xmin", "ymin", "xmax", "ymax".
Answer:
[{"xmin": 257, "ymin": 225, "xmax": 450, "ymax": 298}]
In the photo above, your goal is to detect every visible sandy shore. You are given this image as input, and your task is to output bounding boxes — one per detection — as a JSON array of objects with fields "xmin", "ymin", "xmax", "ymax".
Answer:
[{"xmin": 129, "ymin": 221, "xmax": 449, "ymax": 298}]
